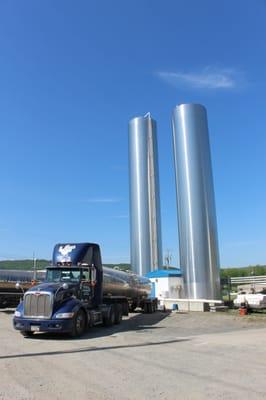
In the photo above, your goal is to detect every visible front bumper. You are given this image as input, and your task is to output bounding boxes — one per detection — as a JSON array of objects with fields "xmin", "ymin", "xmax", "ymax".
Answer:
[{"xmin": 13, "ymin": 317, "xmax": 74, "ymax": 333}]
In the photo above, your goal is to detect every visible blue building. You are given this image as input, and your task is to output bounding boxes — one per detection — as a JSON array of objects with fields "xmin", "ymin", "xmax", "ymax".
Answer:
[{"xmin": 145, "ymin": 269, "xmax": 183, "ymax": 300}]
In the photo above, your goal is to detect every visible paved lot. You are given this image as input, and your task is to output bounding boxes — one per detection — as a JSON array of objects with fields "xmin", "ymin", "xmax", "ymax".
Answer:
[{"xmin": 0, "ymin": 310, "xmax": 266, "ymax": 400}]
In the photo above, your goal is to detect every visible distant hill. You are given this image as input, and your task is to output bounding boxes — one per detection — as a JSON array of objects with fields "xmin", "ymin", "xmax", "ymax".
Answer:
[
  {"xmin": 220, "ymin": 265, "xmax": 266, "ymax": 278},
  {"xmin": 0, "ymin": 260, "xmax": 131, "ymax": 272},
  {"xmin": 103, "ymin": 264, "xmax": 131, "ymax": 272},
  {"xmin": 0, "ymin": 259, "xmax": 51, "ymax": 270},
  {"xmin": 0, "ymin": 260, "xmax": 265, "ymax": 277}
]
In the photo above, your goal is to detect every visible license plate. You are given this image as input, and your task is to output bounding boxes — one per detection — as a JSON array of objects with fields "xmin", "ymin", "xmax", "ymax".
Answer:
[{"xmin": 30, "ymin": 325, "xmax": 40, "ymax": 332}]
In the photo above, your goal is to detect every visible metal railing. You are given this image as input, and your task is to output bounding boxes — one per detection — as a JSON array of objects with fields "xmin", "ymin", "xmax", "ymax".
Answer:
[{"xmin": 230, "ymin": 275, "xmax": 266, "ymax": 285}]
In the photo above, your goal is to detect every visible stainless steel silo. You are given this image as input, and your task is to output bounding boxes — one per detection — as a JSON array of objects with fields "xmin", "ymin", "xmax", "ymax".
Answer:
[
  {"xmin": 128, "ymin": 114, "xmax": 163, "ymax": 275},
  {"xmin": 172, "ymin": 104, "xmax": 220, "ymax": 299}
]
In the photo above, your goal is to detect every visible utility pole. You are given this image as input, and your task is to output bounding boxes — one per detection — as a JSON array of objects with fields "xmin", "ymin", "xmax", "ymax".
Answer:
[
  {"xmin": 164, "ymin": 249, "xmax": 172, "ymax": 270},
  {"xmin": 33, "ymin": 252, "xmax": 37, "ymax": 280}
]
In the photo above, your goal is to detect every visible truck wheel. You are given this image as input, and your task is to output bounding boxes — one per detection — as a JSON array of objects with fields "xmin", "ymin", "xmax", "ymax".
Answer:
[
  {"xmin": 114, "ymin": 304, "xmax": 123, "ymax": 324},
  {"xmin": 129, "ymin": 302, "xmax": 137, "ymax": 312},
  {"xmin": 20, "ymin": 331, "xmax": 34, "ymax": 337},
  {"xmin": 71, "ymin": 309, "xmax": 86, "ymax": 337},
  {"xmin": 122, "ymin": 302, "xmax": 129, "ymax": 316},
  {"xmin": 144, "ymin": 303, "xmax": 152, "ymax": 314},
  {"xmin": 104, "ymin": 305, "xmax": 115, "ymax": 326}
]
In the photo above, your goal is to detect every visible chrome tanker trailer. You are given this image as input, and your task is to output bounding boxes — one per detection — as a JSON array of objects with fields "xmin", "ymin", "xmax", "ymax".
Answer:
[
  {"xmin": 13, "ymin": 243, "xmax": 156, "ymax": 337},
  {"xmin": 0, "ymin": 269, "xmax": 45, "ymax": 308}
]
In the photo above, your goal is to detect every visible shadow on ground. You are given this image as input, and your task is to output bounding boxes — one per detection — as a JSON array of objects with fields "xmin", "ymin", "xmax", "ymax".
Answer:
[
  {"xmin": 20, "ymin": 310, "xmax": 173, "ymax": 342},
  {"xmin": 0, "ymin": 308, "xmax": 15, "ymax": 315},
  {"xmin": 0, "ymin": 310, "xmax": 192, "ymax": 360},
  {"xmin": 0, "ymin": 337, "xmax": 190, "ymax": 360}
]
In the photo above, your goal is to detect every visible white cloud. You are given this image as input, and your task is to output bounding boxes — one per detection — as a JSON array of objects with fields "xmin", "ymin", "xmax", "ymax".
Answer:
[{"xmin": 157, "ymin": 67, "xmax": 243, "ymax": 90}]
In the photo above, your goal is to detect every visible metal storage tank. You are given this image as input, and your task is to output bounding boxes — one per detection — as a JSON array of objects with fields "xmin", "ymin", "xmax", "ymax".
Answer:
[
  {"xmin": 172, "ymin": 104, "xmax": 220, "ymax": 299},
  {"xmin": 128, "ymin": 113, "xmax": 163, "ymax": 275}
]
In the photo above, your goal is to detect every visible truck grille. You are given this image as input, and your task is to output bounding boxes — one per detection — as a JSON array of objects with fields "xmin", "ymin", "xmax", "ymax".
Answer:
[{"xmin": 24, "ymin": 292, "xmax": 53, "ymax": 318}]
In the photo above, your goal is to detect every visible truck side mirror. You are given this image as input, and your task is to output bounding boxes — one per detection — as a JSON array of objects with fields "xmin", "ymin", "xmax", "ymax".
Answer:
[
  {"xmin": 15, "ymin": 282, "xmax": 25, "ymax": 294},
  {"xmin": 89, "ymin": 266, "xmax": 97, "ymax": 286}
]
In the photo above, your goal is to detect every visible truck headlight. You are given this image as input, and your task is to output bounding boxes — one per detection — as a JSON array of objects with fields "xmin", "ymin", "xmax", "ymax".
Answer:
[
  {"xmin": 55, "ymin": 312, "xmax": 75, "ymax": 319},
  {"xmin": 14, "ymin": 311, "xmax": 21, "ymax": 317}
]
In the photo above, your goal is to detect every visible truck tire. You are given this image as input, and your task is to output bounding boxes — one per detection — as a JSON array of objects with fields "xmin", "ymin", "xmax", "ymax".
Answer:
[
  {"xmin": 144, "ymin": 303, "xmax": 153, "ymax": 314},
  {"xmin": 20, "ymin": 331, "xmax": 34, "ymax": 337},
  {"xmin": 103, "ymin": 305, "xmax": 115, "ymax": 326},
  {"xmin": 122, "ymin": 302, "xmax": 129, "ymax": 316},
  {"xmin": 70, "ymin": 309, "xmax": 86, "ymax": 337},
  {"xmin": 129, "ymin": 302, "xmax": 137, "ymax": 312},
  {"xmin": 114, "ymin": 304, "xmax": 123, "ymax": 324}
]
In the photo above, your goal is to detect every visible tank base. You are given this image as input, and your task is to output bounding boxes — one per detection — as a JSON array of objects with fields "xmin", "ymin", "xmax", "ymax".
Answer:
[{"xmin": 160, "ymin": 298, "xmax": 223, "ymax": 312}]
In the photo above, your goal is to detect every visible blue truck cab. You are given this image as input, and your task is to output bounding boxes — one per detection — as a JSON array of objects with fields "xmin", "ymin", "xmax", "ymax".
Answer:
[{"xmin": 13, "ymin": 243, "xmax": 124, "ymax": 337}]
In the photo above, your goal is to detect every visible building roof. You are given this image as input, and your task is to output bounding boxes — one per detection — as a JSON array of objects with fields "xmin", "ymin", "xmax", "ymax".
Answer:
[{"xmin": 145, "ymin": 269, "xmax": 182, "ymax": 278}]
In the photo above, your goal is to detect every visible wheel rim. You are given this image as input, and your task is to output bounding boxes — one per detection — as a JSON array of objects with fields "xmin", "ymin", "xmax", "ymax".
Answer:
[{"xmin": 76, "ymin": 312, "xmax": 85, "ymax": 334}]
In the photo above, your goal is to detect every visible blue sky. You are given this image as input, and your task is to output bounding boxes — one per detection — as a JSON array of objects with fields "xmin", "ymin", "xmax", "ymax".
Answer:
[{"xmin": 0, "ymin": 0, "xmax": 265, "ymax": 267}]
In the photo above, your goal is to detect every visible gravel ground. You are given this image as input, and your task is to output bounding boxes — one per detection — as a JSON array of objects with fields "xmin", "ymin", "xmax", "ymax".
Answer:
[{"xmin": 0, "ymin": 309, "xmax": 266, "ymax": 400}]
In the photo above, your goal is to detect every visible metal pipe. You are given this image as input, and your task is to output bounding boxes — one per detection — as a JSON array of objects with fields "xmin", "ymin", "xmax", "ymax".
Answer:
[{"xmin": 172, "ymin": 104, "xmax": 220, "ymax": 299}]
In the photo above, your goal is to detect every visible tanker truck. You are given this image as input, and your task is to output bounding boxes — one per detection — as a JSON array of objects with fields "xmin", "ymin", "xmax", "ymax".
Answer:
[{"xmin": 13, "ymin": 243, "xmax": 157, "ymax": 337}]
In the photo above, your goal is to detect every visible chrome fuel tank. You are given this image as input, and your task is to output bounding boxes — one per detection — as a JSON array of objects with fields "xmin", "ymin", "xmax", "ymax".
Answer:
[{"xmin": 102, "ymin": 267, "xmax": 151, "ymax": 299}]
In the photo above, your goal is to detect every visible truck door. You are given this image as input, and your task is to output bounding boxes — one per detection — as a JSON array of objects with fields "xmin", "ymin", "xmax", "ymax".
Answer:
[{"xmin": 80, "ymin": 269, "xmax": 92, "ymax": 303}]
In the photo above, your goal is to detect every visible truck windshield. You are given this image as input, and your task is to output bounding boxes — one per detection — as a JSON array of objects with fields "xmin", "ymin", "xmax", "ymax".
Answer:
[{"xmin": 46, "ymin": 269, "xmax": 81, "ymax": 283}]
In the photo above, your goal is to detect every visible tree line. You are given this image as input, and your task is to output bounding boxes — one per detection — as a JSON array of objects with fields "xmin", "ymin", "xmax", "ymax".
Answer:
[
  {"xmin": 0, "ymin": 259, "xmax": 266, "ymax": 278},
  {"xmin": 220, "ymin": 265, "xmax": 266, "ymax": 279}
]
